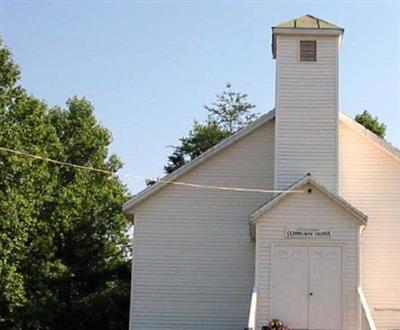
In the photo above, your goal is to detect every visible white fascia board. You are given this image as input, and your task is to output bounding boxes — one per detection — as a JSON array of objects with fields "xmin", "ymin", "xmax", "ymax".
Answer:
[
  {"xmin": 249, "ymin": 175, "xmax": 368, "ymax": 229},
  {"xmin": 272, "ymin": 27, "xmax": 344, "ymax": 36},
  {"xmin": 339, "ymin": 111, "xmax": 400, "ymax": 162},
  {"xmin": 122, "ymin": 109, "xmax": 276, "ymax": 213}
]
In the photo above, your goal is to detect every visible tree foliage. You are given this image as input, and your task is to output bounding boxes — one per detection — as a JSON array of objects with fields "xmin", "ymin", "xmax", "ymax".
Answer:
[
  {"xmin": 164, "ymin": 121, "xmax": 230, "ymax": 174},
  {"xmin": 0, "ymin": 40, "xmax": 131, "ymax": 329},
  {"xmin": 355, "ymin": 110, "xmax": 386, "ymax": 139},
  {"xmin": 205, "ymin": 83, "xmax": 257, "ymax": 133},
  {"xmin": 165, "ymin": 83, "xmax": 258, "ymax": 174}
]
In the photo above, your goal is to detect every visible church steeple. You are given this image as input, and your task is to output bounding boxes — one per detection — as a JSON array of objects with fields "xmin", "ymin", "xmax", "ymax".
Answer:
[{"xmin": 272, "ymin": 15, "xmax": 344, "ymax": 192}]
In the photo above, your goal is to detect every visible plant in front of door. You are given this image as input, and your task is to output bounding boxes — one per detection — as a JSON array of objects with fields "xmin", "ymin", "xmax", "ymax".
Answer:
[{"xmin": 261, "ymin": 318, "xmax": 292, "ymax": 330}]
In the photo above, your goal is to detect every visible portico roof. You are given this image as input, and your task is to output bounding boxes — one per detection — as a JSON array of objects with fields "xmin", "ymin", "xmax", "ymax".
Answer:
[{"xmin": 249, "ymin": 174, "xmax": 368, "ymax": 238}]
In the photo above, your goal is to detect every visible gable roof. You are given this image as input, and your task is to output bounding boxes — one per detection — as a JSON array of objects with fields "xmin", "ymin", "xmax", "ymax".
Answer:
[
  {"xmin": 123, "ymin": 110, "xmax": 400, "ymax": 214},
  {"xmin": 249, "ymin": 174, "xmax": 368, "ymax": 238},
  {"xmin": 274, "ymin": 15, "xmax": 343, "ymax": 30},
  {"xmin": 122, "ymin": 109, "xmax": 276, "ymax": 213}
]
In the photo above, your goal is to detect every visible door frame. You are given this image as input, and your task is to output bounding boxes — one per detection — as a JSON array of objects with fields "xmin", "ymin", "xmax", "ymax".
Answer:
[{"xmin": 270, "ymin": 242, "xmax": 344, "ymax": 330}]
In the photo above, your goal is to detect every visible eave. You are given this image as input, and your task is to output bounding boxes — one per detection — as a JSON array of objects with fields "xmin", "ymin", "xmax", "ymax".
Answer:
[
  {"xmin": 249, "ymin": 175, "xmax": 368, "ymax": 239},
  {"xmin": 122, "ymin": 109, "xmax": 276, "ymax": 213}
]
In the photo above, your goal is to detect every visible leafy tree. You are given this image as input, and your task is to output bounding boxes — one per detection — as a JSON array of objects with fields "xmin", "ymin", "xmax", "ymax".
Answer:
[
  {"xmin": 164, "ymin": 121, "xmax": 230, "ymax": 174},
  {"xmin": 0, "ymin": 40, "xmax": 131, "ymax": 329},
  {"xmin": 355, "ymin": 110, "xmax": 386, "ymax": 139},
  {"xmin": 165, "ymin": 83, "xmax": 258, "ymax": 173},
  {"xmin": 0, "ymin": 40, "xmax": 60, "ymax": 326}
]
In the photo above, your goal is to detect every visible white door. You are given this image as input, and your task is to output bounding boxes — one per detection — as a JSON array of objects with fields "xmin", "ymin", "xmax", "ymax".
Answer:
[
  {"xmin": 272, "ymin": 245, "xmax": 342, "ymax": 330},
  {"xmin": 309, "ymin": 246, "xmax": 342, "ymax": 330},
  {"xmin": 272, "ymin": 246, "xmax": 309, "ymax": 329}
]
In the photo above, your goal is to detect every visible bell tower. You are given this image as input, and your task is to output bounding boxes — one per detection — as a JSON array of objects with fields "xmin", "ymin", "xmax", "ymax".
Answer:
[{"xmin": 272, "ymin": 15, "xmax": 344, "ymax": 192}]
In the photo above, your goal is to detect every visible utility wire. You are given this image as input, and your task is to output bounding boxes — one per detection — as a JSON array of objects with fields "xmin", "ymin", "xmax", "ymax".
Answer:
[{"xmin": 0, "ymin": 146, "xmax": 303, "ymax": 194}]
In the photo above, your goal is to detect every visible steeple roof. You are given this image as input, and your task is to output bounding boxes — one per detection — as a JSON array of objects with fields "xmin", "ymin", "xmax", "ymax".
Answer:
[
  {"xmin": 271, "ymin": 15, "xmax": 344, "ymax": 58},
  {"xmin": 274, "ymin": 14, "xmax": 342, "ymax": 30}
]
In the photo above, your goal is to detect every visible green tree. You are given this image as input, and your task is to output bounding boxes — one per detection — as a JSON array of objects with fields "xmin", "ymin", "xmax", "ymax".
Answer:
[
  {"xmin": 0, "ymin": 40, "xmax": 131, "ymax": 329},
  {"xmin": 0, "ymin": 40, "xmax": 61, "ymax": 326},
  {"xmin": 355, "ymin": 110, "xmax": 386, "ymax": 139},
  {"xmin": 165, "ymin": 83, "xmax": 258, "ymax": 174},
  {"xmin": 164, "ymin": 121, "xmax": 230, "ymax": 174}
]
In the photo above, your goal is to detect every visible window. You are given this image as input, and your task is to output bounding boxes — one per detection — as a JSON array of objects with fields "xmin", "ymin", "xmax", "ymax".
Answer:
[{"xmin": 300, "ymin": 40, "xmax": 317, "ymax": 62}]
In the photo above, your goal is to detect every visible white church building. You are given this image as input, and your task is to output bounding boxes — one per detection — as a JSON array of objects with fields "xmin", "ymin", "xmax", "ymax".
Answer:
[{"xmin": 123, "ymin": 15, "xmax": 400, "ymax": 330}]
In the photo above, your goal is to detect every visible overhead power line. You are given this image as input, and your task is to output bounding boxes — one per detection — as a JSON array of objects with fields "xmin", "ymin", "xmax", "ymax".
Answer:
[{"xmin": 0, "ymin": 146, "xmax": 303, "ymax": 194}]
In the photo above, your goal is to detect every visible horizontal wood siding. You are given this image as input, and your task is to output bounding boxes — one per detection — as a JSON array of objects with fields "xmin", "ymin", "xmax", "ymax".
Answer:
[
  {"xmin": 340, "ymin": 122, "xmax": 400, "ymax": 330},
  {"xmin": 130, "ymin": 120, "xmax": 275, "ymax": 329},
  {"xmin": 275, "ymin": 35, "xmax": 339, "ymax": 192},
  {"xmin": 255, "ymin": 183, "xmax": 359, "ymax": 329}
]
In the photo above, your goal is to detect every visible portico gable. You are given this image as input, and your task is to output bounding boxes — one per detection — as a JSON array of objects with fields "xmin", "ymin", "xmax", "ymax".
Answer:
[{"xmin": 250, "ymin": 175, "xmax": 367, "ymax": 330}]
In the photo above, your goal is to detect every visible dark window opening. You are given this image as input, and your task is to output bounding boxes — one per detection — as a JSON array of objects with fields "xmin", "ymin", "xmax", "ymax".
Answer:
[{"xmin": 300, "ymin": 40, "xmax": 317, "ymax": 62}]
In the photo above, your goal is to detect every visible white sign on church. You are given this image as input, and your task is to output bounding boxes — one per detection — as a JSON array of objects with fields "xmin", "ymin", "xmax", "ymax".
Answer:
[{"xmin": 285, "ymin": 227, "xmax": 332, "ymax": 239}]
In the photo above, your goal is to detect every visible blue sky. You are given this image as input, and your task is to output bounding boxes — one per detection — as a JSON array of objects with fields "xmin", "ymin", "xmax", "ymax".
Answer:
[{"xmin": 2, "ymin": 1, "xmax": 399, "ymax": 193}]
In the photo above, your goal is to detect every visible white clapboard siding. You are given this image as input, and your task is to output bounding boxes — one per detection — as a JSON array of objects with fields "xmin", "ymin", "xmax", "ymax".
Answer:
[
  {"xmin": 255, "ymin": 183, "xmax": 359, "ymax": 329},
  {"xmin": 275, "ymin": 35, "xmax": 339, "ymax": 192},
  {"xmin": 130, "ymin": 120, "xmax": 275, "ymax": 330},
  {"xmin": 340, "ymin": 121, "xmax": 400, "ymax": 330}
]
